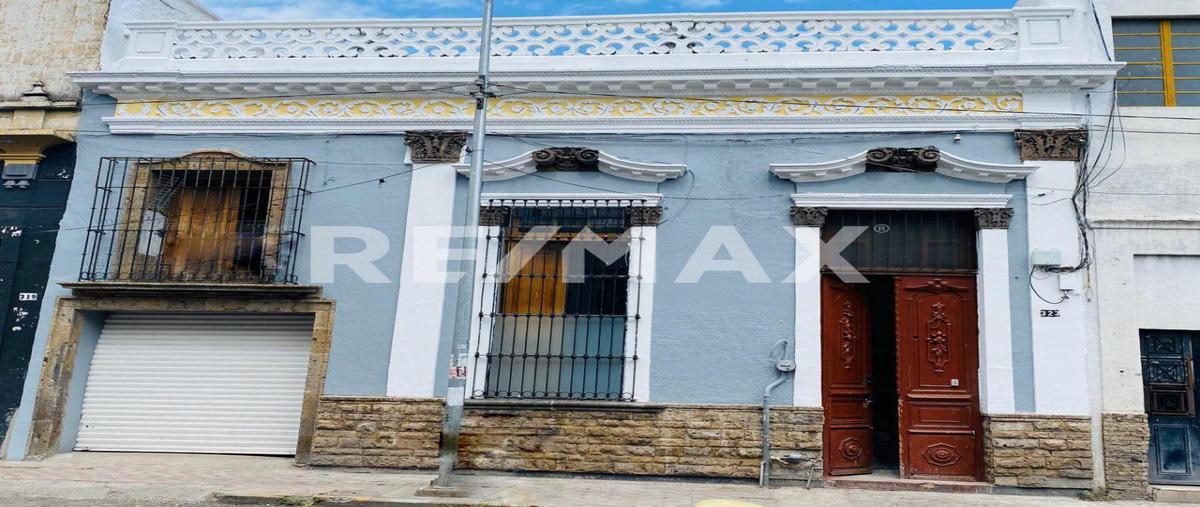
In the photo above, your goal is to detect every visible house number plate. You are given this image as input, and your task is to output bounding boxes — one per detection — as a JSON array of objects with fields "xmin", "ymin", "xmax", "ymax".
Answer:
[{"xmin": 1040, "ymin": 309, "xmax": 1061, "ymax": 318}]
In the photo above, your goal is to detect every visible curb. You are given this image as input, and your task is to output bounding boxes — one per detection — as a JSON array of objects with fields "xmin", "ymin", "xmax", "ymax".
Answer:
[{"xmin": 211, "ymin": 492, "xmax": 522, "ymax": 507}]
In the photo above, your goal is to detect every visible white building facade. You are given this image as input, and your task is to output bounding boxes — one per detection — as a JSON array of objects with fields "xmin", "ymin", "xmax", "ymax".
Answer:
[{"xmin": 1089, "ymin": 0, "xmax": 1200, "ymax": 500}]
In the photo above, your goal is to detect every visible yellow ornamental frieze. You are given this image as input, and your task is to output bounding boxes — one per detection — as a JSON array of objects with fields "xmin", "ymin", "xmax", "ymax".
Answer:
[{"xmin": 116, "ymin": 95, "xmax": 1023, "ymax": 120}]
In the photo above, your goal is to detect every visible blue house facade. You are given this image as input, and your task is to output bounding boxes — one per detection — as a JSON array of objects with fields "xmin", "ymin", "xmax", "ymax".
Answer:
[{"xmin": 3, "ymin": 0, "xmax": 1138, "ymax": 495}]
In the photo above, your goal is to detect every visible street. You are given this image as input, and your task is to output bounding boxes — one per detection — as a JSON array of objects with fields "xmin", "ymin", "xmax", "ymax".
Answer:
[{"xmin": 0, "ymin": 452, "xmax": 1176, "ymax": 507}]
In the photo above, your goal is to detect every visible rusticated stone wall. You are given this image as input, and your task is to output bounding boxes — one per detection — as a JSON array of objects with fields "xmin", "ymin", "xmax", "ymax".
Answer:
[
  {"xmin": 307, "ymin": 397, "xmax": 443, "ymax": 468},
  {"xmin": 307, "ymin": 397, "xmax": 824, "ymax": 480},
  {"xmin": 984, "ymin": 414, "xmax": 1093, "ymax": 489},
  {"xmin": 1101, "ymin": 413, "xmax": 1150, "ymax": 500}
]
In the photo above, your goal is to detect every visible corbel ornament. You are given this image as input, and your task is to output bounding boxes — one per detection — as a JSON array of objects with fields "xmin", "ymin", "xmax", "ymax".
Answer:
[
  {"xmin": 1014, "ymin": 129, "xmax": 1088, "ymax": 162},
  {"xmin": 479, "ymin": 206, "xmax": 512, "ymax": 227},
  {"xmin": 865, "ymin": 146, "xmax": 940, "ymax": 172},
  {"xmin": 532, "ymin": 147, "xmax": 601, "ymax": 172},
  {"xmin": 405, "ymin": 130, "xmax": 470, "ymax": 163},
  {"xmin": 974, "ymin": 208, "xmax": 1014, "ymax": 229},
  {"xmin": 791, "ymin": 206, "xmax": 829, "ymax": 227},
  {"xmin": 629, "ymin": 206, "xmax": 664, "ymax": 227}
]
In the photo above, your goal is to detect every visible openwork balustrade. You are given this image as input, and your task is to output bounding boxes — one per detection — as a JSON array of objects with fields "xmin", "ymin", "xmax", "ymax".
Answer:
[{"xmin": 156, "ymin": 13, "xmax": 1020, "ymax": 60}]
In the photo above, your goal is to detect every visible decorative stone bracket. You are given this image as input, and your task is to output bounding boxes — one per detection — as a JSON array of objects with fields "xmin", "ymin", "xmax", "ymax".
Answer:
[
  {"xmin": 865, "ymin": 146, "xmax": 940, "ymax": 172},
  {"xmin": 790, "ymin": 206, "xmax": 829, "ymax": 227},
  {"xmin": 404, "ymin": 130, "xmax": 470, "ymax": 164},
  {"xmin": 974, "ymin": 208, "xmax": 1014, "ymax": 229},
  {"xmin": 1014, "ymin": 129, "xmax": 1088, "ymax": 162},
  {"xmin": 532, "ymin": 147, "xmax": 600, "ymax": 172},
  {"xmin": 630, "ymin": 206, "xmax": 664, "ymax": 226},
  {"xmin": 478, "ymin": 206, "xmax": 511, "ymax": 227}
]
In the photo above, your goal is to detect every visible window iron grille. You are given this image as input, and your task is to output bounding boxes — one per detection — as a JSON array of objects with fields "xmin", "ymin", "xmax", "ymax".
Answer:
[
  {"xmin": 822, "ymin": 209, "xmax": 977, "ymax": 274},
  {"xmin": 79, "ymin": 155, "xmax": 312, "ymax": 284},
  {"xmin": 470, "ymin": 199, "xmax": 650, "ymax": 402}
]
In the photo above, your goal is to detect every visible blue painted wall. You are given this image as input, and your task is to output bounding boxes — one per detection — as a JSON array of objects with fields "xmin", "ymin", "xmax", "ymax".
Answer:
[
  {"xmin": 435, "ymin": 133, "xmax": 1032, "ymax": 409},
  {"xmin": 5, "ymin": 96, "xmax": 1035, "ymax": 458}
]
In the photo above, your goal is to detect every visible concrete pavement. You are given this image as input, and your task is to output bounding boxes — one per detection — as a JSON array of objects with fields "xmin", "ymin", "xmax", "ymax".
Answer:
[{"xmin": 0, "ymin": 452, "xmax": 1178, "ymax": 506}]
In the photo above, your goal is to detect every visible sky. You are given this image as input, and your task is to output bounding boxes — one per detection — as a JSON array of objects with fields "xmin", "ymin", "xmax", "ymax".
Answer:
[{"xmin": 201, "ymin": 0, "xmax": 1019, "ymax": 20}]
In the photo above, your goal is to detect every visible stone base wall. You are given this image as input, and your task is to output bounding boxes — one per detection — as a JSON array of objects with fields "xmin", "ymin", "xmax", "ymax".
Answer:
[
  {"xmin": 307, "ymin": 397, "xmax": 443, "ymax": 468},
  {"xmin": 1101, "ymin": 413, "xmax": 1150, "ymax": 500},
  {"xmin": 307, "ymin": 397, "xmax": 823, "ymax": 480},
  {"xmin": 984, "ymin": 414, "xmax": 1093, "ymax": 489}
]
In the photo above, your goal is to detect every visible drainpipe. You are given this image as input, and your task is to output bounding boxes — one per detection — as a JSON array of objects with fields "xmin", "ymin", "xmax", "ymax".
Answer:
[{"xmin": 760, "ymin": 339, "xmax": 797, "ymax": 488}]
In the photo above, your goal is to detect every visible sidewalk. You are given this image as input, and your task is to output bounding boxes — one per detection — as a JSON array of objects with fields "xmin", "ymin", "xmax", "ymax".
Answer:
[{"xmin": 0, "ymin": 452, "xmax": 1172, "ymax": 506}]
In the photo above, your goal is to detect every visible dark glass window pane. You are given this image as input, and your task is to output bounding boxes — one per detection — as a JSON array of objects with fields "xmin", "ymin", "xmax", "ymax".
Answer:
[
  {"xmin": 1117, "ymin": 48, "xmax": 1166, "ymax": 63},
  {"xmin": 1115, "ymin": 34, "xmax": 1163, "ymax": 48},
  {"xmin": 1117, "ymin": 78, "xmax": 1166, "ymax": 92},
  {"xmin": 1114, "ymin": 19, "xmax": 1162, "ymax": 34},
  {"xmin": 1118, "ymin": 92, "xmax": 1167, "ymax": 106},
  {"xmin": 1118, "ymin": 63, "xmax": 1164, "ymax": 78},
  {"xmin": 1175, "ymin": 64, "xmax": 1200, "ymax": 77},
  {"xmin": 1171, "ymin": 19, "xmax": 1200, "ymax": 33},
  {"xmin": 1177, "ymin": 93, "xmax": 1200, "ymax": 106}
]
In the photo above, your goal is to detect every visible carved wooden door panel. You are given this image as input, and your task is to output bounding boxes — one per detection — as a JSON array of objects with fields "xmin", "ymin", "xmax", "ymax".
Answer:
[
  {"xmin": 1142, "ymin": 331, "xmax": 1200, "ymax": 485},
  {"xmin": 895, "ymin": 276, "xmax": 982, "ymax": 480},
  {"xmin": 822, "ymin": 276, "xmax": 874, "ymax": 476}
]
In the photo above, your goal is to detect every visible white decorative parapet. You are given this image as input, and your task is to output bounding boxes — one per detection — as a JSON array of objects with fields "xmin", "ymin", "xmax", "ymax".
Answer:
[{"xmin": 124, "ymin": 11, "xmax": 1024, "ymax": 60}]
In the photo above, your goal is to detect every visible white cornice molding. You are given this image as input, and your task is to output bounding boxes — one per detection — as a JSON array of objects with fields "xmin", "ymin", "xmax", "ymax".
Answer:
[
  {"xmin": 455, "ymin": 150, "xmax": 686, "ymax": 183},
  {"xmin": 73, "ymin": 63, "xmax": 1123, "ymax": 99},
  {"xmin": 481, "ymin": 192, "xmax": 663, "ymax": 207},
  {"xmin": 101, "ymin": 114, "xmax": 1082, "ymax": 135},
  {"xmin": 772, "ymin": 150, "xmax": 1039, "ymax": 184},
  {"xmin": 791, "ymin": 193, "xmax": 1013, "ymax": 209}
]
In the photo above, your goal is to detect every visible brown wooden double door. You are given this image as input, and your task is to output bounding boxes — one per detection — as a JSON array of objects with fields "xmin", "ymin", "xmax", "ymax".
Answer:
[{"xmin": 822, "ymin": 275, "xmax": 983, "ymax": 481}]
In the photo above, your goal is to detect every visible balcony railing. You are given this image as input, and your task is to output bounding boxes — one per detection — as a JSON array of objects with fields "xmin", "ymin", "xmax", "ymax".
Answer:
[
  {"xmin": 123, "ymin": 10, "xmax": 1025, "ymax": 62},
  {"xmin": 80, "ymin": 155, "xmax": 312, "ymax": 284}
]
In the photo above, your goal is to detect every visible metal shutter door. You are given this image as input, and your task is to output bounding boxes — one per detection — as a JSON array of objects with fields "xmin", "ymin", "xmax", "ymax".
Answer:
[{"xmin": 75, "ymin": 313, "xmax": 313, "ymax": 455}]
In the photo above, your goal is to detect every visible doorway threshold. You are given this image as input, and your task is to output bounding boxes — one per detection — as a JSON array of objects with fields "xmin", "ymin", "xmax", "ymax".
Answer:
[
  {"xmin": 824, "ymin": 469, "xmax": 993, "ymax": 494},
  {"xmin": 1153, "ymin": 485, "xmax": 1200, "ymax": 504}
]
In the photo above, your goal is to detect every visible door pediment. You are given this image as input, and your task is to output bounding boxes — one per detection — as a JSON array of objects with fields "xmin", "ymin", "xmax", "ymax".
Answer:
[
  {"xmin": 455, "ymin": 148, "xmax": 686, "ymax": 183},
  {"xmin": 772, "ymin": 148, "xmax": 1038, "ymax": 184}
]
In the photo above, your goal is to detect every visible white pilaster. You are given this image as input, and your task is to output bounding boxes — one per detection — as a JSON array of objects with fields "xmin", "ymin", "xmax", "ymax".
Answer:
[
  {"xmin": 1027, "ymin": 160, "xmax": 1089, "ymax": 415},
  {"xmin": 627, "ymin": 226, "xmax": 655, "ymax": 402},
  {"xmin": 793, "ymin": 226, "xmax": 823, "ymax": 407},
  {"xmin": 386, "ymin": 161, "xmax": 457, "ymax": 397},
  {"xmin": 464, "ymin": 226, "xmax": 500, "ymax": 400},
  {"xmin": 976, "ymin": 227, "xmax": 1016, "ymax": 414}
]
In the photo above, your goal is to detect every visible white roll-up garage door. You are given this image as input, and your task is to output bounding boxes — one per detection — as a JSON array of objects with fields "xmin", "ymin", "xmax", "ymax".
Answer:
[{"xmin": 76, "ymin": 313, "xmax": 314, "ymax": 455}]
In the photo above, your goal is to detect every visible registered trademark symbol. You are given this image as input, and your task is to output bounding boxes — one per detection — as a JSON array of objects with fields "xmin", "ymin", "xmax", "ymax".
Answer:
[{"xmin": 874, "ymin": 224, "xmax": 891, "ymax": 234}]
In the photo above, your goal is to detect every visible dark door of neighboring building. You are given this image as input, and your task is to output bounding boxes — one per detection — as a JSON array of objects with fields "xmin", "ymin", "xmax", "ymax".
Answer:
[
  {"xmin": 0, "ymin": 144, "xmax": 74, "ymax": 448},
  {"xmin": 1143, "ymin": 330, "xmax": 1200, "ymax": 485}
]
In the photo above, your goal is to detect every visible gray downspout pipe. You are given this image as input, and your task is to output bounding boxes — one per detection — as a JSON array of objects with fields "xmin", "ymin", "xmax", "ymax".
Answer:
[{"xmin": 760, "ymin": 339, "xmax": 794, "ymax": 488}]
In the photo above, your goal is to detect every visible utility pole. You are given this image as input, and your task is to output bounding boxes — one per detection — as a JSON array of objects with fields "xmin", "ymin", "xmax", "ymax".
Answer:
[{"xmin": 425, "ymin": 0, "xmax": 495, "ymax": 494}]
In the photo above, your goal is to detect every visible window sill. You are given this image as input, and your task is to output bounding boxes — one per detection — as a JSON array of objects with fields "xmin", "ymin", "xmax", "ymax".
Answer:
[
  {"xmin": 465, "ymin": 399, "xmax": 666, "ymax": 413},
  {"xmin": 60, "ymin": 281, "xmax": 323, "ymax": 299}
]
